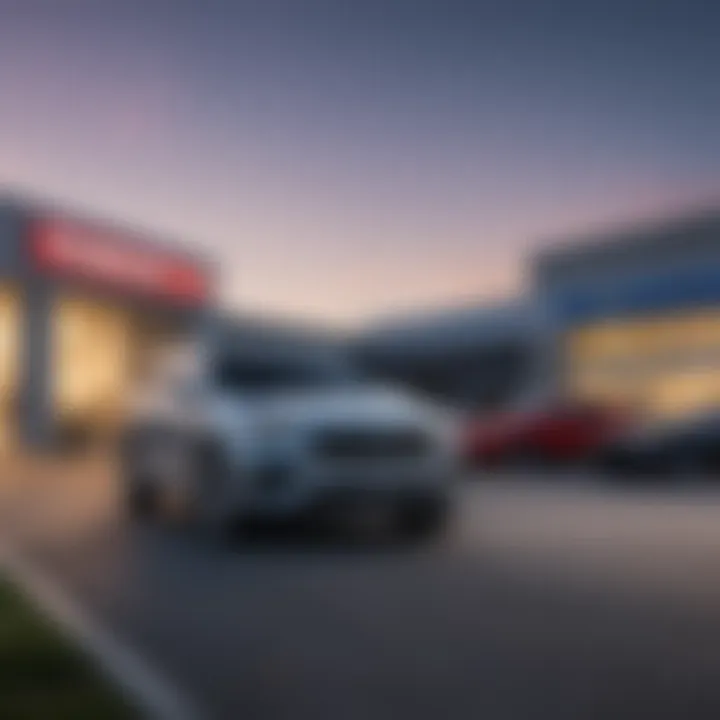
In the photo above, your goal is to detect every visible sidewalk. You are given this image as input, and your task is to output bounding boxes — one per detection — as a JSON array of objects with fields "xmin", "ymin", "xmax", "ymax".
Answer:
[
  {"xmin": 0, "ymin": 450, "xmax": 202, "ymax": 720},
  {"xmin": 0, "ymin": 569, "xmax": 135, "ymax": 719}
]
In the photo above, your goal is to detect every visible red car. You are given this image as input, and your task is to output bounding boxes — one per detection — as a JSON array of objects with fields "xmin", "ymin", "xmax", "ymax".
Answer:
[{"xmin": 463, "ymin": 401, "xmax": 630, "ymax": 468}]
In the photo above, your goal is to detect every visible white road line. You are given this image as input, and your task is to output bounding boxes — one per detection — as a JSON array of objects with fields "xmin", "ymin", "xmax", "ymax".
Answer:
[{"xmin": 0, "ymin": 541, "xmax": 205, "ymax": 720}]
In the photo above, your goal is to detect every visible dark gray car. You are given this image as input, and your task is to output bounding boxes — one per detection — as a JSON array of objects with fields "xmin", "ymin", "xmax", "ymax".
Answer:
[{"xmin": 599, "ymin": 410, "xmax": 720, "ymax": 477}]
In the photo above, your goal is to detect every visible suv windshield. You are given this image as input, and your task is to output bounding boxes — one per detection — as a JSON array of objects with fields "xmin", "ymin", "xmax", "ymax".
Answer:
[{"xmin": 213, "ymin": 356, "xmax": 359, "ymax": 394}]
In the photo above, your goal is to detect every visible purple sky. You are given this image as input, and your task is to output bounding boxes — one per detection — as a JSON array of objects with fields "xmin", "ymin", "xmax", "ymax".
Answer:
[{"xmin": 1, "ymin": 0, "xmax": 719, "ymax": 324}]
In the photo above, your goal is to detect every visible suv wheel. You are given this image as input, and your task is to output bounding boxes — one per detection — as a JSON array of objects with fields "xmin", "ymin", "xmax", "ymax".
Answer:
[
  {"xmin": 188, "ymin": 441, "xmax": 238, "ymax": 544},
  {"xmin": 125, "ymin": 481, "xmax": 159, "ymax": 519},
  {"xmin": 120, "ymin": 432, "xmax": 159, "ymax": 520},
  {"xmin": 399, "ymin": 499, "xmax": 449, "ymax": 544}
]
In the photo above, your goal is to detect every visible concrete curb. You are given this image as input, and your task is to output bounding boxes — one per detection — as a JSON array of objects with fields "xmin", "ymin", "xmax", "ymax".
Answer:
[{"xmin": 0, "ymin": 541, "xmax": 204, "ymax": 720}]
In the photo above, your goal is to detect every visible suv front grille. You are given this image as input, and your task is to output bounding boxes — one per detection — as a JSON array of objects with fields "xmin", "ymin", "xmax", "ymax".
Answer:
[{"xmin": 314, "ymin": 428, "xmax": 429, "ymax": 461}]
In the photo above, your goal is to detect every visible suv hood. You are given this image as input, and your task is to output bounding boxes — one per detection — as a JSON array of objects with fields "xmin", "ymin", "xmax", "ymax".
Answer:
[{"xmin": 269, "ymin": 385, "xmax": 439, "ymax": 427}]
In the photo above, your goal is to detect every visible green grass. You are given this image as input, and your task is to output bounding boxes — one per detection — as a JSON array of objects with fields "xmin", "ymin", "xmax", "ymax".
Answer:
[{"xmin": 0, "ymin": 578, "xmax": 136, "ymax": 719}]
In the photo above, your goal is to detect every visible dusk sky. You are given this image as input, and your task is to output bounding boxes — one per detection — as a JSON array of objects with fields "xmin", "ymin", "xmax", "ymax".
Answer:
[{"xmin": 1, "ymin": 0, "xmax": 719, "ymax": 325}]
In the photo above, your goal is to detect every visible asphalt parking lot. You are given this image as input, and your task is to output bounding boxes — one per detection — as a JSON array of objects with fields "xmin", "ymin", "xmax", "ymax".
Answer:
[{"xmin": 3, "ymin": 458, "xmax": 720, "ymax": 720}]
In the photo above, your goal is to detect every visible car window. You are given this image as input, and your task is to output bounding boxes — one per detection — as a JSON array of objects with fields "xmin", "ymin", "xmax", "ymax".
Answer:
[{"xmin": 212, "ymin": 356, "xmax": 358, "ymax": 394}]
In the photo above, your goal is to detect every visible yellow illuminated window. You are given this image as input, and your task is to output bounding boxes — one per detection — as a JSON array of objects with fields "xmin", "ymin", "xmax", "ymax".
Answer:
[
  {"xmin": 565, "ymin": 308, "xmax": 720, "ymax": 419},
  {"xmin": 0, "ymin": 287, "xmax": 20, "ymax": 404},
  {"xmin": 53, "ymin": 297, "xmax": 134, "ymax": 424}
]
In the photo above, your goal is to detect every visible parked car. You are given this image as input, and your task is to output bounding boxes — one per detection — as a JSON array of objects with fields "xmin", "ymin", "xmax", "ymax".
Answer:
[
  {"xmin": 464, "ymin": 400, "xmax": 629, "ymax": 469},
  {"xmin": 120, "ymin": 342, "xmax": 457, "ymax": 543},
  {"xmin": 598, "ymin": 410, "xmax": 720, "ymax": 478}
]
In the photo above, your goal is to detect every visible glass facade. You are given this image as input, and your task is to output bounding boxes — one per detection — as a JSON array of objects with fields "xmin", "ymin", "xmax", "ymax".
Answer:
[
  {"xmin": 0, "ymin": 285, "xmax": 20, "ymax": 452},
  {"xmin": 50, "ymin": 294, "xmax": 190, "ymax": 444},
  {"xmin": 52, "ymin": 296, "xmax": 135, "ymax": 429},
  {"xmin": 566, "ymin": 308, "xmax": 720, "ymax": 419}
]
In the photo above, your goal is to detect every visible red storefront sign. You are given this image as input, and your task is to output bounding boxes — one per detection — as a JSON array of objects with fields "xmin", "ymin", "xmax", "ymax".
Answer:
[{"xmin": 30, "ymin": 217, "xmax": 210, "ymax": 305}]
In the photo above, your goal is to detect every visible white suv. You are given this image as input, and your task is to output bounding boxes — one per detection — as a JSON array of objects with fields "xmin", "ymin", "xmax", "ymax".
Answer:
[{"xmin": 120, "ymin": 343, "xmax": 457, "ymax": 542}]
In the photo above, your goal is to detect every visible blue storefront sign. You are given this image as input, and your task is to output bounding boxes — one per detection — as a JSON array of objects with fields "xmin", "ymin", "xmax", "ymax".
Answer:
[{"xmin": 552, "ymin": 264, "xmax": 720, "ymax": 325}]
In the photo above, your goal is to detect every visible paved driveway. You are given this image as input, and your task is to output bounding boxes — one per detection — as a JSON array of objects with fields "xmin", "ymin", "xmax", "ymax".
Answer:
[{"xmin": 2, "ymin": 459, "xmax": 720, "ymax": 719}]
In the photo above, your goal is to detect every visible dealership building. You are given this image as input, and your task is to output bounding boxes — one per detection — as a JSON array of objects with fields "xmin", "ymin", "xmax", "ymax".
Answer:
[
  {"xmin": 4, "ymin": 190, "xmax": 717, "ymax": 452},
  {"xmin": 356, "ymin": 207, "xmax": 720, "ymax": 420},
  {"xmin": 0, "ymin": 196, "xmax": 216, "ymax": 451},
  {"xmin": 535, "ymin": 208, "xmax": 720, "ymax": 420}
]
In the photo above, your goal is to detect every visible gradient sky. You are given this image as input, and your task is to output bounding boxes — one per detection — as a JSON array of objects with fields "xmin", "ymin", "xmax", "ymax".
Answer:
[{"xmin": 1, "ymin": 0, "xmax": 719, "ymax": 325}]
